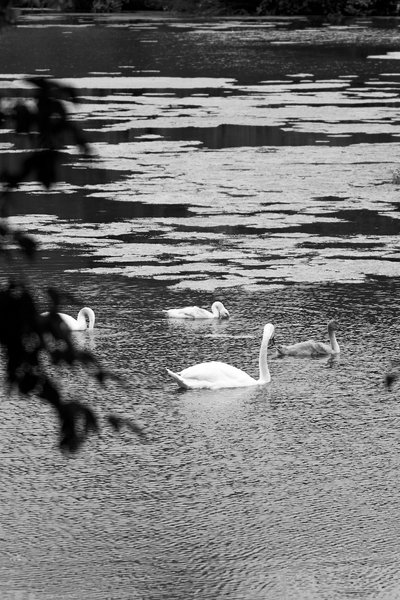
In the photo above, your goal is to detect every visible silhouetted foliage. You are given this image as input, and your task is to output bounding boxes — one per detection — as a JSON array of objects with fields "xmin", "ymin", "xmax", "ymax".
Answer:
[
  {"xmin": 141, "ymin": 0, "xmax": 399, "ymax": 16},
  {"xmin": 256, "ymin": 0, "xmax": 399, "ymax": 16},
  {"xmin": 4, "ymin": 0, "xmax": 398, "ymax": 15},
  {"xmin": 0, "ymin": 78, "xmax": 145, "ymax": 453}
]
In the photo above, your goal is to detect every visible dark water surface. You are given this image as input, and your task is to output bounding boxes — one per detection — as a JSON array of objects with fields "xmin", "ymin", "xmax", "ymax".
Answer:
[{"xmin": 1, "ymin": 13, "xmax": 400, "ymax": 600}]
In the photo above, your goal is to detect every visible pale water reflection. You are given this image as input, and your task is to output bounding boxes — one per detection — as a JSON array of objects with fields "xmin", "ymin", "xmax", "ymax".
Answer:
[{"xmin": 1, "ymin": 15, "xmax": 400, "ymax": 289}]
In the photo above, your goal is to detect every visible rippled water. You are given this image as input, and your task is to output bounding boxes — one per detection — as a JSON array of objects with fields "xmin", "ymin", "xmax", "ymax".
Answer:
[
  {"xmin": 1, "ymin": 13, "xmax": 400, "ymax": 600},
  {"xmin": 1, "ymin": 12, "xmax": 400, "ymax": 289}
]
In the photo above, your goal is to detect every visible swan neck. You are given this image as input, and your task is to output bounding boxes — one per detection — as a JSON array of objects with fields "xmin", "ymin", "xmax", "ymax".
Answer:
[
  {"xmin": 80, "ymin": 307, "xmax": 95, "ymax": 329},
  {"xmin": 329, "ymin": 330, "xmax": 339, "ymax": 353},
  {"xmin": 258, "ymin": 332, "xmax": 271, "ymax": 383}
]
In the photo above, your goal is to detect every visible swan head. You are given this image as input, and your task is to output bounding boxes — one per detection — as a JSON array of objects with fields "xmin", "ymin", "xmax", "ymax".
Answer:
[
  {"xmin": 212, "ymin": 301, "xmax": 230, "ymax": 319},
  {"xmin": 328, "ymin": 319, "xmax": 338, "ymax": 332},
  {"xmin": 263, "ymin": 323, "xmax": 275, "ymax": 347}
]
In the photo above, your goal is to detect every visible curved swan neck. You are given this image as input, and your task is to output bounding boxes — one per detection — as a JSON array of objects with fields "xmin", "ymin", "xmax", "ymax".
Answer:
[
  {"xmin": 258, "ymin": 330, "xmax": 271, "ymax": 383},
  {"xmin": 329, "ymin": 330, "xmax": 340, "ymax": 353},
  {"xmin": 211, "ymin": 302, "xmax": 220, "ymax": 317},
  {"xmin": 79, "ymin": 307, "xmax": 95, "ymax": 329}
]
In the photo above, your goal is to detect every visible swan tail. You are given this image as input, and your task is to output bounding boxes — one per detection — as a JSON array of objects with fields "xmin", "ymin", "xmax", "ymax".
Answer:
[{"xmin": 166, "ymin": 368, "xmax": 190, "ymax": 389}]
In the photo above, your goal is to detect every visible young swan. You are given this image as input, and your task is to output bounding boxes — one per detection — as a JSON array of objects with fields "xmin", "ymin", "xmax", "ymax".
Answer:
[
  {"xmin": 166, "ymin": 323, "xmax": 275, "ymax": 390},
  {"xmin": 42, "ymin": 307, "xmax": 95, "ymax": 331},
  {"xmin": 276, "ymin": 320, "xmax": 339, "ymax": 357},
  {"xmin": 164, "ymin": 301, "xmax": 229, "ymax": 320}
]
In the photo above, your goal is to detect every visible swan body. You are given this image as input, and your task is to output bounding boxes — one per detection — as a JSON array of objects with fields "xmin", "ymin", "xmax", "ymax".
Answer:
[
  {"xmin": 164, "ymin": 301, "xmax": 229, "ymax": 320},
  {"xmin": 42, "ymin": 307, "xmax": 95, "ymax": 331},
  {"xmin": 166, "ymin": 323, "xmax": 275, "ymax": 390},
  {"xmin": 276, "ymin": 320, "xmax": 339, "ymax": 357}
]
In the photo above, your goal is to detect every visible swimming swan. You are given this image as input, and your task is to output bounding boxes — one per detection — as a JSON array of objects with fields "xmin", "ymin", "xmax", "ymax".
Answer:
[
  {"xmin": 42, "ymin": 307, "xmax": 95, "ymax": 331},
  {"xmin": 276, "ymin": 320, "xmax": 339, "ymax": 357},
  {"xmin": 164, "ymin": 301, "xmax": 229, "ymax": 320},
  {"xmin": 166, "ymin": 323, "xmax": 275, "ymax": 390}
]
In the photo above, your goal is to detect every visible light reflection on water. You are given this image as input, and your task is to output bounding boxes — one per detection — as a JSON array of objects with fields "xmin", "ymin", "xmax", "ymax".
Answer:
[{"xmin": 1, "ymin": 16, "xmax": 400, "ymax": 289}]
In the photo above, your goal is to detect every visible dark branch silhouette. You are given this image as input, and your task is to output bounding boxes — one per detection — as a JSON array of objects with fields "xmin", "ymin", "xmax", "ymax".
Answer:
[{"xmin": 0, "ymin": 77, "xmax": 144, "ymax": 453}]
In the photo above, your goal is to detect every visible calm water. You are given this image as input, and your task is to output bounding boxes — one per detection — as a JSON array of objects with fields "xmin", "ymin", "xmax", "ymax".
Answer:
[{"xmin": 1, "ymin": 12, "xmax": 400, "ymax": 600}]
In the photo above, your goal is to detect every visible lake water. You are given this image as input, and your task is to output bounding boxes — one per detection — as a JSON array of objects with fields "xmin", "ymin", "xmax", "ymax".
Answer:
[{"xmin": 1, "ymin": 12, "xmax": 400, "ymax": 600}]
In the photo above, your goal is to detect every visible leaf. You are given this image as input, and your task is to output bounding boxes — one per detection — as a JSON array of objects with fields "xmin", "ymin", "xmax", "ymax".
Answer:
[
  {"xmin": 13, "ymin": 231, "xmax": 37, "ymax": 259},
  {"xmin": 58, "ymin": 401, "xmax": 99, "ymax": 454},
  {"xmin": 13, "ymin": 102, "xmax": 34, "ymax": 134},
  {"xmin": 95, "ymin": 369, "xmax": 126, "ymax": 385},
  {"xmin": 18, "ymin": 372, "xmax": 39, "ymax": 394},
  {"xmin": 38, "ymin": 377, "xmax": 61, "ymax": 408},
  {"xmin": 107, "ymin": 414, "xmax": 146, "ymax": 439}
]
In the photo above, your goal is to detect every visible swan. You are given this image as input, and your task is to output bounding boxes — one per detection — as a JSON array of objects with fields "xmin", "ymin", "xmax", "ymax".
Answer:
[
  {"xmin": 276, "ymin": 320, "xmax": 340, "ymax": 357},
  {"xmin": 164, "ymin": 301, "xmax": 229, "ymax": 320},
  {"xmin": 42, "ymin": 307, "xmax": 95, "ymax": 331},
  {"xmin": 166, "ymin": 323, "xmax": 275, "ymax": 390}
]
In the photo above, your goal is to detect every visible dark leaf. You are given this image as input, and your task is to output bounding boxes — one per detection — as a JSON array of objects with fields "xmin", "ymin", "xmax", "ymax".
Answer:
[
  {"xmin": 18, "ymin": 372, "xmax": 39, "ymax": 394},
  {"xmin": 38, "ymin": 377, "xmax": 61, "ymax": 409},
  {"xmin": 35, "ymin": 149, "xmax": 58, "ymax": 189},
  {"xmin": 107, "ymin": 415, "xmax": 146, "ymax": 439},
  {"xmin": 76, "ymin": 350, "xmax": 96, "ymax": 366},
  {"xmin": 13, "ymin": 102, "xmax": 34, "ymax": 134},
  {"xmin": 59, "ymin": 401, "xmax": 99, "ymax": 454},
  {"xmin": 13, "ymin": 231, "xmax": 37, "ymax": 259},
  {"xmin": 95, "ymin": 369, "xmax": 125, "ymax": 385}
]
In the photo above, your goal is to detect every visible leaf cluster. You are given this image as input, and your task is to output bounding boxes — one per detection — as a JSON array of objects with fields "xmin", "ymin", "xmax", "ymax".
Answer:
[{"xmin": 0, "ymin": 78, "xmax": 144, "ymax": 453}]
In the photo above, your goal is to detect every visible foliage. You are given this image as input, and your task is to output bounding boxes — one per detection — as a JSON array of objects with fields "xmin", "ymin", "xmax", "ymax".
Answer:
[
  {"xmin": 137, "ymin": 0, "xmax": 400, "ymax": 15},
  {"xmin": 4, "ymin": 0, "xmax": 398, "ymax": 15},
  {"xmin": 0, "ymin": 78, "xmax": 145, "ymax": 453},
  {"xmin": 92, "ymin": 0, "xmax": 123, "ymax": 11},
  {"xmin": 17, "ymin": 0, "xmax": 72, "ymax": 10},
  {"xmin": 142, "ymin": 0, "xmax": 259, "ymax": 13},
  {"xmin": 255, "ymin": 0, "xmax": 399, "ymax": 16},
  {"xmin": 0, "ymin": 0, "xmax": 19, "ymax": 25}
]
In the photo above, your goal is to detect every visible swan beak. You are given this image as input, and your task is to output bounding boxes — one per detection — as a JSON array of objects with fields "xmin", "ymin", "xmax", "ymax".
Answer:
[
  {"xmin": 268, "ymin": 335, "xmax": 275, "ymax": 349},
  {"xmin": 221, "ymin": 310, "xmax": 230, "ymax": 319}
]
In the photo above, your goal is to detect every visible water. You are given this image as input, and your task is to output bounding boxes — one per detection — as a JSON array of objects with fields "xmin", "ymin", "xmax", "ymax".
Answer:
[{"xmin": 1, "ymin": 12, "xmax": 400, "ymax": 600}]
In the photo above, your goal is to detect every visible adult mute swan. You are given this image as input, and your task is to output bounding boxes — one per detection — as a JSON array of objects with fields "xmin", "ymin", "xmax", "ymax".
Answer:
[
  {"xmin": 166, "ymin": 323, "xmax": 275, "ymax": 390},
  {"xmin": 276, "ymin": 320, "xmax": 340, "ymax": 357},
  {"xmin": 42, "ymin": 307, "xmax": 95, "ymax": 331},
  {"xmin": 164, "ymin": 301, "xmax": 229, "ymax": 320}
]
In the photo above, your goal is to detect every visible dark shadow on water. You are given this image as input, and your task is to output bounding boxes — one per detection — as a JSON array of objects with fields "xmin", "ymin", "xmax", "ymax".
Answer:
[
  {"xmin": 290, "ymin": 209, "xmax": 400, "ymax": 237},
  {"xmin": 89, "ymin": 124, "xmax": 400, "ymax": 149},
  {"xmin": 299, "ymin": 241, "xmax": 386, "ymax": 249},
  {"xmin": 10, "ymin": 191, "xmax": 190, "ymax": 222},
  {"xmin": 175, "ymin": 209, "xmax": 400, "ymax": 238}
]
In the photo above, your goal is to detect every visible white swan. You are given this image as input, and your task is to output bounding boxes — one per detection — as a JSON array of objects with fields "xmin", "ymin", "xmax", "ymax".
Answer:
[
  {"xmin": 166, "ymin": 323, "xmax": 275, "ymax": 390},
  {"xmin": 42, "ymin": 307, "xmax": 95, "ymax": 331},
  {"xmin": 164, "ymin": 301, "xmax": 229, "ymax": 320},
  {"xmin": 276, "ymin": 319, "xmax": 340, "ymax": 357}
]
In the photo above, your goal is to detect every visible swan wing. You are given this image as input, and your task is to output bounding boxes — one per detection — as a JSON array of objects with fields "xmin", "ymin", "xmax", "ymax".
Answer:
[
  {"xmin": 167, "ymin": 361, "xmax": 257, "ymax": 389},
  {"xmin": 41, "ymin": 311, "xmax": 85, "ymax": 331},
  {"xmin": 165, "ymin": 306, "xmax": 212, "ymax": 319},
  {"xmin": 277, "ymin": 340, "xmax": 332, "ymax": 356},
  {"xmin": 58, "ymin": 312, "xmax": 84, "ymax": 331}
]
